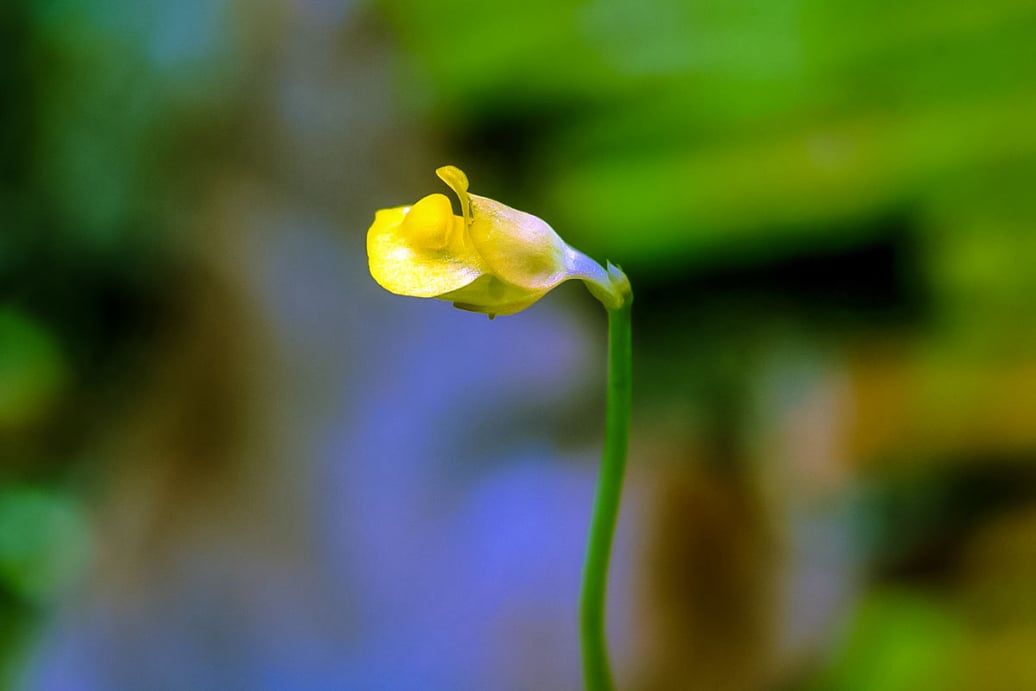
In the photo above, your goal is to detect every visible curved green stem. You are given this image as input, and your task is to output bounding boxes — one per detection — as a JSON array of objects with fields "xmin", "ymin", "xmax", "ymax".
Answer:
[{"xmin": 580, "ymin": 299, "xmax": 633, "ymax": 691}]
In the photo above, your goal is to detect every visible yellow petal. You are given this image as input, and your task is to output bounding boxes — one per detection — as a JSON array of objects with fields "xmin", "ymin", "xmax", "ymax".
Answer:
[
  {"xmin": 467, "ymin": 194, "xmax": 570, "ymax": 291},
  {"xmin": 435, "ymin": 165, "xmax": 471, "ymax": 224},
  {"xmin": 400, "ymin": 193, "xmax": 454, "ymax": 250},
  {"xmin": 438, "ymin": 274, "xmax": 548, "ymax": 317},
  {"xmin": 366, "ymin": 201, "xmax": 483, "ymax": 298}
]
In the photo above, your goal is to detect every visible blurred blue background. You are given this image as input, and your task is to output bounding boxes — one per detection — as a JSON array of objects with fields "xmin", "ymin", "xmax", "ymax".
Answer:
[{"xmin": 2, "ymin": 0, "xmax": 1036, "ymax": 689}]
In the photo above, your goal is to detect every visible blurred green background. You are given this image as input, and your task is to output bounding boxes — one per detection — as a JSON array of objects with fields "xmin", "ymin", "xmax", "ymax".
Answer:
[{"xmin": 2, "ymin": 0, "xmax": 1036, "ymax": 689}]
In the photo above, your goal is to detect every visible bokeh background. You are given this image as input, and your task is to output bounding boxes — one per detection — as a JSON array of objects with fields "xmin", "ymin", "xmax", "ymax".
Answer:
[{"xmin": 3, "ymin": 0, "xmax": 1036, "ymax": 689}]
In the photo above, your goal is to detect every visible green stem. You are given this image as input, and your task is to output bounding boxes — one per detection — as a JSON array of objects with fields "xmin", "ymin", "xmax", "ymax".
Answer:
[{"xmin": 580, "ymin": 298, "xmax": 633, "ymax": 691}]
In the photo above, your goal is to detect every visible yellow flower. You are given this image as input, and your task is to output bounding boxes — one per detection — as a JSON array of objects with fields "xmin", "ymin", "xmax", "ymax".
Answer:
[{"xmin": 367, "ymin": 166, "xmax": 630, "ymax": 317}]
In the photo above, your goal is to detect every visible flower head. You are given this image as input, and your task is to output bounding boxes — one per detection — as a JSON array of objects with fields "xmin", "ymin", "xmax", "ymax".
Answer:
[{"xmin": 367, "ymin": 166, "xmax": 629, "ymax": 317}]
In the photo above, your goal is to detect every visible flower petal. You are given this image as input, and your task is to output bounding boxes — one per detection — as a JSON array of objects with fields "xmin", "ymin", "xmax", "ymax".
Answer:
[
  {"xmin": 467, "ymin": 195, "xmax": 571, "ymax": 291},
  {"xmin": 439, "ymin": 274, "xmax": 548, "ymax": 317},
  {"xmin": 366, "ymin": 200, "xmax": 484, "ymax": 298},
  {"xmin": 435, "ymin": 165, "xmax": 471, "ymax": 225}
]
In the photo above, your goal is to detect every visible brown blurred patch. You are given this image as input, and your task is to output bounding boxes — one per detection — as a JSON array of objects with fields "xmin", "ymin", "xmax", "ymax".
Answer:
[
  {"xmin": 631, "ymin": 445, "xmax": 779, "ymax": 691},
  {"xmin": 847, "ymin": 340, "xmax": 1036, "ymax": 466},
  {"xmin": 85, "ymin": 178, "xmax": 286, "ymax": 604}
]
